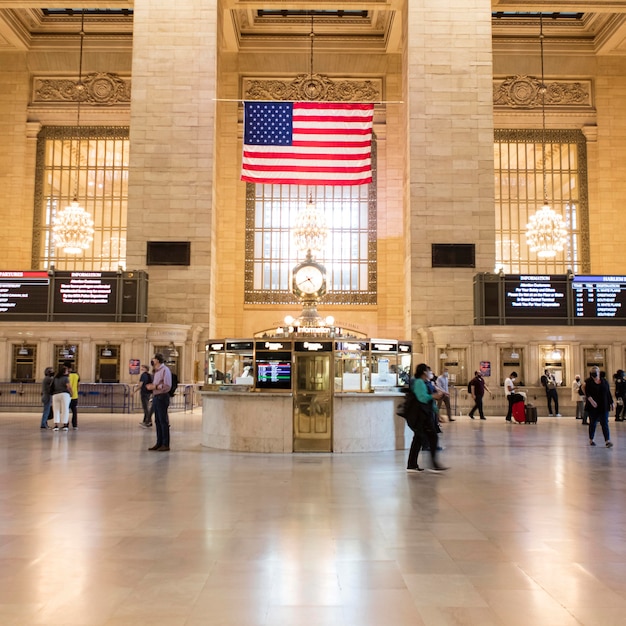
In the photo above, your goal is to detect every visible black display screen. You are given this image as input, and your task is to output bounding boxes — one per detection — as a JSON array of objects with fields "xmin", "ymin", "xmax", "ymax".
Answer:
[
  {"xmin": 504, "ymin": 274, "xmax": 568, "ymax": 323},
  {"xmin": 53, "ymin": 271, "xmax": 117, "ymax": 320},
  {"xmin": 0, "ymin": 271, "xmax": 50, "ymax": 320},
  {"xmin": 573, "ymin": 275, "xmax": 626, "ymax": 324},
  {"xmin": 255, "ymin": 359, "xmax": 292, "ymax": 390}
]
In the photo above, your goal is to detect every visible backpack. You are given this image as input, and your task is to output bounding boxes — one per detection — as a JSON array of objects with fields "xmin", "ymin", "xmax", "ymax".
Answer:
[
  {"xmin": 168, "ymin": 372, "xmax": 178, "ymax": 397},
  {"xmin": 467, "ymin": 380, "xmax": 472, "ymax": 393},
  {"xmin": 396, "ymin": 389, "xmax": 416, "ymax": 419}
]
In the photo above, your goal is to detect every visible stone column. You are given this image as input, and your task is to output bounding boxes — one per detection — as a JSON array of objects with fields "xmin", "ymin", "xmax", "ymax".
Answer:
[
  {"xmin": 127, "ymin": 0, "xmax": 217, "ymax": 326},
  {"xmin": 406, "ymin": 1, "xmax": 495, "ymax": 330}
]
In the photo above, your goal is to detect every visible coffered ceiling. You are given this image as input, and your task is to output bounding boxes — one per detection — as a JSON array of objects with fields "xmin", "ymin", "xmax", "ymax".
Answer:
[{"xmin": 1, "ymin": 2, "xmax": 626, "ymax": 55}]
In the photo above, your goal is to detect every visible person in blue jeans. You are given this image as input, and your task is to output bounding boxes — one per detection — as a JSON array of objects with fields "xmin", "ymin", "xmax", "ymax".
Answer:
[
  {"xmin": 146, "ymin": 353, "xmax": 172, "ymax": 451},
  {"xmin": 39, "ymin": 366, "xmax": 55, "ymax": 429},
  {"xmin": 583, "ymin": 367, "xmax": 614, "ymax": 448}
]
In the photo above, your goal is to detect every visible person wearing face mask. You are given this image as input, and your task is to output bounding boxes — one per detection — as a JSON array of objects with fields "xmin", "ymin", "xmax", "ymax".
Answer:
[
  {"xmin": 504, "ymin": 371, "xmax": 518, "ymax": 422},
  {"xmin": 406, "ymin": 363, "xmax": 448, "ymax": 472},
  {"xmin": 435, "ymin": 368, "xmax": 454, "ymax": 422},
  {"xmin": 571, "ymin": 374, "xmax": 585, "ymax": 421},
  {"xmin": 583, "ymin": 367, "xmax": 614, "ymax": 448}
]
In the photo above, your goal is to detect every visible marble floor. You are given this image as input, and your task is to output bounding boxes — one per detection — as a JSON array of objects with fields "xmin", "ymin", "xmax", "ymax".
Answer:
[{"xmin": 0, "ymin": 410, "xmax": 625, "ymax": 626}]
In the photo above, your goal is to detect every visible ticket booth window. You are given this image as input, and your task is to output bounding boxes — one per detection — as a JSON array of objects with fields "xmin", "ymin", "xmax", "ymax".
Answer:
[
  {"xmin": 500, "ymin": 347, "xmax": 523, "ymax": 386},
  {"xmin": 437, "ymin": 347, "xmax": 468, "ymax": 386},
  {"xmin": 54, "ymin": 344, "xmax": 78, "ymax": 372},
  {"xmin": 96, "ymin": 344, "xmax": 120, "ymax": 383},
  {"xmin": 542, "ymin": 346, "xmax": 566, "ymax": 386},
  {"xmin": 12, "ymin": 344, "xmax": 37, "ymax": 383},
  {"xmin": 584, "ymin": 347, "xmax": 606, "ymax": 374}
]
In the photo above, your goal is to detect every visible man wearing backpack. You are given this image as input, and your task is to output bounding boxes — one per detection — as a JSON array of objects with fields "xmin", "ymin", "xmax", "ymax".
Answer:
[
  {"xmin": 468, "ymin": 370, "xmax": 491, "ymax": 420},
  {"xmin": 146, "ymin": 353, "xmax": 172, "ymax": 451}
]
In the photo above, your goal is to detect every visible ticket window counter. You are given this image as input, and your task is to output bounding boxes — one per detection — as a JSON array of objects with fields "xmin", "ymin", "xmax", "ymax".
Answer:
[
  {"xmin": 542, "ymin": 346, "xmax": 566, "ymax": 386},
  {"xmin": 500, "ymin": 348, "xmax": 524, "ymax": 386},
  {"xmin": 438, "ymin": 347, "xmax": 468, "ymax": 387},
  {"xmin": 334, "ymin": 341, "xmax": 370, "ymax": 392},
  {"xmin": 370, "ymin": 340, "xmax": 399, "ymax": 389},
  {"xmin": 224, "ymin": 340, "xmax": 254, "ymax": 385},
  {"xmin": 293, "ymin": 341, "xmax": 332, "ymax": 452},
  {"xmin": 54, "ymin": 344, "xmax": 78, "ymax": 373},
  {"xmin": 155, "ymin": 344, "xmax": 180, "ymax": 378},
  {"xmin": 584, "ymin": 347, "xmax": 606, "ymax": 376},
  {"xmin": 96, "ymin": 344, "xmax": 120, "ymax": 383},
  {"xmin": 12, "ymin": 344, "xmax": 37, "ymax": 383}
]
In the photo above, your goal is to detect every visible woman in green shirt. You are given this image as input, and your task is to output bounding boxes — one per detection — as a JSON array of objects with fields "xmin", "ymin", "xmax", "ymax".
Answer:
[{"xmin": 407, "ymin": 363, "xmax": 448, "ymax": 472}]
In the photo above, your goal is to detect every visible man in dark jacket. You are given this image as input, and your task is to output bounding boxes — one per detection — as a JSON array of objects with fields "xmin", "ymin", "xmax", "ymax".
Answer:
[{"xmin": 583, "ymin": 367, "xmax": 614, "ymax": 448}]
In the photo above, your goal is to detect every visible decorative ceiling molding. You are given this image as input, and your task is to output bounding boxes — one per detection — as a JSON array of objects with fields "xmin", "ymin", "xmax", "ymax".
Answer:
[
  {"xmin": 243, "ymin": 73, "xmax": 381, "ymax": 102},
  {"xmin": 493, "ymin": 74, "xmax": 592, "ymax": 108},
  {"xmin": 33, "ymin": 72, "xmax": 131, "ymax": 106}
]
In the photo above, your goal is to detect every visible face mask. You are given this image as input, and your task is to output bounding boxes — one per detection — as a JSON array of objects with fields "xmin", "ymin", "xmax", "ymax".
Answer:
[{"xmin": 427, "ymin": 371, "xmax": 434, "ymax": 380}]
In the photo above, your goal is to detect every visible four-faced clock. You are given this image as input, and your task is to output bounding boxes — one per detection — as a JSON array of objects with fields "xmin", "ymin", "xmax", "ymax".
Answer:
[{"xmin": 292, "ymin": 260, "xmax": 327, "ymax": 299}]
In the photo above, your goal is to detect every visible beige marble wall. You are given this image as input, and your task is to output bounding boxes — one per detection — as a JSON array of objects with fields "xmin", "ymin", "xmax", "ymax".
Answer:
[
  {"xmin": 127, "ymin": 0, "xmax": 217, "ymax": 327},
  {"xmin": 593, "ymin": 57, "xmax": 626, "ymax": 274},
  {"xmin": 0, "ymin": 53, "xmax": 33, "ymax": 269},
  {"xmin": 406, "ymin": 1, "xmax": 496, "ymax": 335}
]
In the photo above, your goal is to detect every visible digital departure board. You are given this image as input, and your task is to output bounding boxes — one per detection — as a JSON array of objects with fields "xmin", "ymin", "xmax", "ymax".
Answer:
[
  {"xmin": 572, "ymin": 275, "xmax": 626, "ymax": 324},
  {"xmin": 53, "ymin": 272, "xmax": 118, "ymax": 320},
  {"xmin": 0, "ymin": 269, "xmax": 147, "ymax": 322},
  {"xmin": 0, "ymin": 271, "xmax": 50, "ymax": 320},
  {"xmin": 255, "ymin": 360, "xmax": 292, "ymax": 390},
  {"xmin": 504, "ymin": 274, "xmax": 568, "ymax": 324}
]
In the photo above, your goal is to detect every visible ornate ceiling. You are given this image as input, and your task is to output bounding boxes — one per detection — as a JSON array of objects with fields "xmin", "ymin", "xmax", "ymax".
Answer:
[{"xmin": 1, "ymin": 2, "xmax": 626, "ymax": 55}]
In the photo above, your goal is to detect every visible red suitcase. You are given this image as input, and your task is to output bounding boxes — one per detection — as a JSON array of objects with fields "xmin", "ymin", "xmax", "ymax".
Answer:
[{"xmin": 512, "ymin": 400, "xmax": 526, "ymax": 423}]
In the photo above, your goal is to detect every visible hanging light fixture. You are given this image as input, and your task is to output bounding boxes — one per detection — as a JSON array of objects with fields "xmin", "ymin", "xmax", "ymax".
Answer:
[
  {"xmin": 292, "ymin": 193, "xmax": 328, "ymax": 256},
  {"xmin": 525, "ymin": 14, "xmax": 568, "ymax": 258},
  {"xmin": 52, "ymin": 9, "xmax": 94, "ymax": 255}
]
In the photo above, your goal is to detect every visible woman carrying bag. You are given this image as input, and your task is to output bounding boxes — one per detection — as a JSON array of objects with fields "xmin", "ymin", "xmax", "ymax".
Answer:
[{"xmin": 406, "ymin": 363, "xmax": 449, "ymax": 473}]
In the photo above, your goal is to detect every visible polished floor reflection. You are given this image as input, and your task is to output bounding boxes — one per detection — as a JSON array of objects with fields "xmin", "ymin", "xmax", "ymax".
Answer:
[{"xmin": 0, "ymin": 410, "xmax": 625, "ymax": 625}]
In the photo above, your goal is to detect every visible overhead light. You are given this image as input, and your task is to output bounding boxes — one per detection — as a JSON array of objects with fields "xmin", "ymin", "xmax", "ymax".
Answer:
[
  {"xmin": 510, "ymin": 349, "xmax": 519, "ymax": 359},
  {"xmin": 525, "ymin": 14, "xmax": 568, "ymax": 258},
  {"xmin": 169, "ymin": 342, "xmax": 179, "ymax": 358},
  {"xmin": 52, "ymin": 9, "xmax": 94, "ymax": 255},
  {"xmin": 440, "ymin": 347, "xmax": 449, "ymax": 360},
  {"xmin": 551, "ymin": 348, "xmax": 561, "ymax": 360},
  {"xmin": 18, "ymin": 345, "xmax": 28, "ymax": 356},
  {"xmin": 292, "ymin": 193, "xmax": 328, "ymax": 256}
]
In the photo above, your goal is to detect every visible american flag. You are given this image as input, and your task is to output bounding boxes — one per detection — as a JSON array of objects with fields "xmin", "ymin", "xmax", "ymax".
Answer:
[{"xmin": 241, "ymin": 101, "xmax": 374, "ymax": 186}]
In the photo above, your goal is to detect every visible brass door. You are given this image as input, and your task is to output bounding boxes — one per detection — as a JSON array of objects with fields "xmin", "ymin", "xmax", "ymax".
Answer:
[{"xmin": 293, "ymin": 354, "xmax": 332, "ymax": 452}]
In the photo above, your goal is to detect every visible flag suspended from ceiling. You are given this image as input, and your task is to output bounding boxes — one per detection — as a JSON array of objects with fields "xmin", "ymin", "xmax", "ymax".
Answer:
[{"xmin": 241, "ymin": 101, "xmax": 374, "ymax": 186}]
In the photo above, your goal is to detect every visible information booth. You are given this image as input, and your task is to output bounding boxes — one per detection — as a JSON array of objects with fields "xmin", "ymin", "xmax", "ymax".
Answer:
[{"xmin": 201, "ymin": 336, "xmax": 412, "ymax": 453}]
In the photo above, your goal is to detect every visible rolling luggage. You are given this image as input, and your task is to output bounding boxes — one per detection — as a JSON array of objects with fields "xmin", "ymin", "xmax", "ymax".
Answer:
[
  {"xmin": 512, "ymin": 400, "xmax": 526, "ymax": 423},
  {"xmin": 525, "ymin": 404, "xmax": 538, "ymax": 424}
]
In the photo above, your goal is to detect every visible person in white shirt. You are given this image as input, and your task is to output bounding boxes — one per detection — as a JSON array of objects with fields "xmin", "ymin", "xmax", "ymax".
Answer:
[
  {"xmin": 504, "ymin": 371, "xmax": 518, "ymax": 422},
  {"xmin": 435, "ymin": 368, "xmax": 454, "ymax": 422},
  {"xmin": 572, "ymin": 375, "xmax": 585, "ymax": 420}
]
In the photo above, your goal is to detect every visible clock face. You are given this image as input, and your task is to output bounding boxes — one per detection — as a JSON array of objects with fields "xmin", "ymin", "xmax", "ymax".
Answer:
[{"xmin": 294, "ymin": 265, "xmax": 324, "ymax": 295}]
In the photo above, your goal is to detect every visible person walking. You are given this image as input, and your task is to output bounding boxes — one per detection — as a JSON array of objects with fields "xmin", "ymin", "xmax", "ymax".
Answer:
[
  {"xmin": 541, "ymin": 368, "xmax": 561, "ymax": 416},
  {"xmin": 613, "ymin": 370, "xmax": 626, "ymax": 422},
  {"xmin": 572, "ymin": 374, "xmax": 585, "ymax": 421},
  {"xmin": 50, "ymin": 364, "xmax": 72, "ymax": 432},
  {"xmin": 39, "ymin": 366, "xmax": 55, "ymax": 429},
  {"xmin": 468, "ymin": 370, "xmax": 491, "ymax": 420},
  {"xmin": 583, "ymin": 366, "xmax": 614, "ymax": 448},
  {"xmin": 66, "ymin": 361, "xmax": 80, "ymax": 429},
  {"xmin": 146, "ymin": 353, "xmax": 172, "ymax": 451},
  {"xmin": 406, "ymin": 363, "xmax": 448, "ymax": 473},
  {"xmin": 137, "ymin": 364, "xmax": 154, "ymax": 427},
  {"xmin": 435, "ymin": 367, "xmax": 454, "ymax": 422}
]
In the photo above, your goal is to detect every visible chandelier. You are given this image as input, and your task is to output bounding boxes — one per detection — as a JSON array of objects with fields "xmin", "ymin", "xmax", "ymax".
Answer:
[
  {"xmin": 292, "ymin": 194, "xmax": 328, "ymax": 255},
  {"xmin": 525, "ymin": 14, "xmax": 568, "ymax": 259},
  {"xmin": 52, "ymin": 9, "xmax": 94, "ymax": 255},
  {"xmin": 52, "ymin": 200, "xmax": 94, "ymax": 254}
]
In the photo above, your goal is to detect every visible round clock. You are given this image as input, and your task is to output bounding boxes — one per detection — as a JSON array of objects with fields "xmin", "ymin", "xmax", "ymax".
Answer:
[{"xmin": 294, "ymin": 265, "xmax": 324, "ymax": 295}]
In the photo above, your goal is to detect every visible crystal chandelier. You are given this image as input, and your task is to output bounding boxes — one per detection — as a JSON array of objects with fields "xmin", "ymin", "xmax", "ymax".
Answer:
[
  {"xmin": 292, "ymin": 194, "xmax": 328, "ymax": 255},
  {"xmin": 52, "ymin": 9, "xmax": 94, "ymax": 255},
  {"xmin": 52, "ymin": 200, "xmax": 94, "ymax": 254},
  {"xmin": 525, "ymin": 14, "xmax": 568, "ymax": 259}
]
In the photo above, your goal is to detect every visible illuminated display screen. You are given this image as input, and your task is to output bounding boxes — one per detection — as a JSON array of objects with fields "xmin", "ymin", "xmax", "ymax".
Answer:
[
  {"xmin": 255, "ymin": 360, "xmax": 292, "ymax": 390},
  {"xmin": 504, "ymin": 274, "xmax": 568, "ymax": 323},
  {"xmin": 0, "ymin": 271, "xmax": 50, "ymax": 320},
  {"xmin": 572, "ymin": 275, "xmax": 626, "ymax": 324},
  {"xmin": 53, "ymin": 272, "xmax": 117, "ymax": 320}
]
